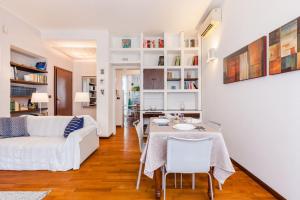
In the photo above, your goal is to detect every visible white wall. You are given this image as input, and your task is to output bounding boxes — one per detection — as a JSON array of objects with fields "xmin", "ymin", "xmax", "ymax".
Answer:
[
  {"xmin": 0, "ymin": 6, "xmax": 73, "ymax": 116},
  {"xmin": 202, "ymin": 0, "xmax": 300, "ymax": 199},
  {"xmin": 73, "ymin": 61, "xmax": 97, "ymax": 119},
  {"xmin": 41, "ymin": 30, "xmax": 112, "ymax": 137}
]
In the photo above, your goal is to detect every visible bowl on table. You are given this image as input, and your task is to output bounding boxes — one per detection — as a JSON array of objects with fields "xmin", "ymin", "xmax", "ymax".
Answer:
[
  {"xmin": 153, "ymin": 118, "xmax": 170, "ymax": 126},
  {"xmin": 173, "ymin": 123, "xmax": 196, "ymax": 131}
]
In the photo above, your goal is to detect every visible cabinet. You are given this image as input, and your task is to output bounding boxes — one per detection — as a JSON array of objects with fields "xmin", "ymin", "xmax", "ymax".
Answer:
[{"xmin": 143, "ymin": 69, "xmax": 164, "ymax": 90}]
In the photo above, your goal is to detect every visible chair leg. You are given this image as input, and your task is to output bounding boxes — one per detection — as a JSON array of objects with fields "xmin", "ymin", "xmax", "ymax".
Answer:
[
  {"xmin": 218, "ymin": 182, "xmax": 222, "ymax": 191},
  {"xmin": 174, "ymin": 173, "xmax": 177, "ymax": 188},
  {"xmin": 136, "ymin": 162, "xmax": 143, "ymax": 190},
  {"xmin": 162, "ymin": 167, "xmax": 165, "ymax": 190},
  {"xmin": 192, "ymin": 173, "xmax": 195, "ymax": 190},
  {"xmin": 180, "ymin": 173, "xmax": 183, "ymax": 189},
  {"xmin": 208, "ymin": 173, "xmax": 214, "ymax": 200},
  {"xmin": 164, "ymin": 173, "xmax": 168, "ymax": 200}
]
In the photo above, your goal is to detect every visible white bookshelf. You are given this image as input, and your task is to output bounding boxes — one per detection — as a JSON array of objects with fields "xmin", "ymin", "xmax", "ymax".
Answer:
[
  {"xmin": 10, "ymin": 46, "xmax": 48, "ymax": 116},
  {"xmin": 110, "ymin": 32, "xmax": 202, "ymax": 129}
]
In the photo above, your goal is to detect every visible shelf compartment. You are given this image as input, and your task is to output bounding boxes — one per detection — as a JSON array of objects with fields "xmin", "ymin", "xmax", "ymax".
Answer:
[
  {"xmin": 110, "ymin": 50, "xmax": 141, "ymax": 65},
  {"xmin": 11, "ymin": 79, "xmax": 48, "ymax": 85},
  {"xmin": 183, "ymin": 32, "xmax": 199, "ymax": 49},
  {"xmin": 110, "ymin": 34, "xmax": 141, "ymax": 49},
  {"xmin": 165, "ymin": 32, "xmax": 181, "ymax": 49},
  {"xmin": 143, "ymin": 51, "xmax": 164, "ymax": 67},
  {"xmin": 143, "ymin": 92, "xmax": 164, "ymax": 111},
  {"xmin": 166, "ymin": 50, "xmax": 181, "ymax": 66},
  {"xmin": 167, "ymin": 92, "xmax": 198, "ymax": 110},
  {"xmin": 167, "ymin": 68, "xmax": 181, "ymax": 90},
  {"xmin": 182, "ymin": 52, "xmax": 199, "ymax": 66},
  {"xmin": 10, "ymin": 108, "xmax": 48, "ymax": 114},
  {"xmin": 143, "ymin": 33, "xmax": 164, "ymax": 48},
  {"xmin": 10, "ymin": 61, "xmax": 48, "ymax": 73}
]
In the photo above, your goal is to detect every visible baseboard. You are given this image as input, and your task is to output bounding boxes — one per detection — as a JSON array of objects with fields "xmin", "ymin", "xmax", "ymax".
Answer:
[{"xmin": 231, "ymin": 158, "xmax": 286, "ymax": 200}]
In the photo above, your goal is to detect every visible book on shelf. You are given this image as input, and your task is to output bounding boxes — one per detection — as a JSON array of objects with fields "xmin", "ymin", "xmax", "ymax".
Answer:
[
  {"xmin": 184, "ymin": 81, "xmax": 198, "ymax": 89},
  {"xmin": 23, "ymin": 74, "xmax": 47, "ymax": 84}
]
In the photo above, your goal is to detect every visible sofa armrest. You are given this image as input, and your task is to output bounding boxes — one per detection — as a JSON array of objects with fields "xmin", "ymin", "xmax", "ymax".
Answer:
[
  {"xmin": 64, "ymin": 125, "xmax": 98, "ymax": 170},
  {"xmin": 66, "ymin": 126, "xmax": 97, "ymax": 142}
]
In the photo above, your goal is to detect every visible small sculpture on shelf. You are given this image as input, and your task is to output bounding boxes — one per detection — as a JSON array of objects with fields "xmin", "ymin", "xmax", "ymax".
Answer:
[
  {"xmin": 158, "ymin": 56, "xmax": 164, "ymax": 66},
  {"xmin": 174, "ymin": 56, "xmax": 181, "ymax": 66}
]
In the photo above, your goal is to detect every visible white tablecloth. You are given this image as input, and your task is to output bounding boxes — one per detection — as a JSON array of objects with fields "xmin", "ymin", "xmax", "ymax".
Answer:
[{"xmin": 140, "ymin": 119, "xmax": 235, "ymax": 184}]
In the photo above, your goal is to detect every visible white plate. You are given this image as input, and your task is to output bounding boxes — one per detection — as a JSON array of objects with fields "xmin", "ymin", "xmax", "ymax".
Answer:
[
  {"xmin": 153, "ymin": 118, "xmax": 170, "ymax": 125},
  {"xmin": 173, "ymin": 123, "xmax": 196, "ymax": 131}
]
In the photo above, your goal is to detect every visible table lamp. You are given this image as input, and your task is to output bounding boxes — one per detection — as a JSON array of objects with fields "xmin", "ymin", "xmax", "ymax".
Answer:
[
  {"xmin": 31, "ymin": 92, "xmax": 49, "ymax": 113},
  {"xmin": 74, "ymin": 92, "xmax": 90, "ymax": 105}
]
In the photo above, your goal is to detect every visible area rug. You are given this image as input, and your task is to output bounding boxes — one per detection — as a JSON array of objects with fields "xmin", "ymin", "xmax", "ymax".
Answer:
[{"xmin": 0, "ymin": 191, "xmax": 49, "ymax": 200}]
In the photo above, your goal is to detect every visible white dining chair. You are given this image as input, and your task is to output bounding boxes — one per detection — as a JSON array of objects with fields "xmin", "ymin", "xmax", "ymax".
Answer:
[
  {"xmin": 134, "ymin": 120, "xmax": 146, "ymax": 190},
  {"xmin": 162, "ymin": 137, "xmax": 214, "ymax": 200},
  {"xmin": 133, "ymin": 120, "xmax": 145, "ymax": 152}
]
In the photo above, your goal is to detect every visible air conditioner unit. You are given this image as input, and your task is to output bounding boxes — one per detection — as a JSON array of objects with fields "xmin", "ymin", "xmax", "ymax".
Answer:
[{"xmin": 199, "ymin": 8, "xmax": 222, "ymax": 37}]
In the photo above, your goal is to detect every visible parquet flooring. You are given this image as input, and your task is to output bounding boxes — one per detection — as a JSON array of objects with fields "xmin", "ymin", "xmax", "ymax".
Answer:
[{"xmin": 0, "ymin": 127, "xmax": 276, "ymax": 200}]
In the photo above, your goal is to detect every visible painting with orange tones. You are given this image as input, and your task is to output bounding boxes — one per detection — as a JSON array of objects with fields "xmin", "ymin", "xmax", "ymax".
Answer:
[
  {"xmin": 269, "ymin": 17, "xmax": 300, "ymax": 75},
  {"xmin": 223, "ymin": 37, "xmax": 267, "ymax": 84}
]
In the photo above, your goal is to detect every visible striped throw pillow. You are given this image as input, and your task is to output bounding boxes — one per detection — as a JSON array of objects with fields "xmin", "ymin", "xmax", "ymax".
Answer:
[
  {"xmin": 0, "ymin": 117, "xmax": 30, "ymax": 138},
  {"xmin": 64, "ymin": 117, "xmax": 84, "ymax": 138}
]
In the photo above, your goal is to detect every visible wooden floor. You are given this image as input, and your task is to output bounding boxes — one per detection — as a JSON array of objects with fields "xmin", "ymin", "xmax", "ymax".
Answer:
[{"xmin": 0, "ymin": 127, "xmax": 276, "ymax": 200}]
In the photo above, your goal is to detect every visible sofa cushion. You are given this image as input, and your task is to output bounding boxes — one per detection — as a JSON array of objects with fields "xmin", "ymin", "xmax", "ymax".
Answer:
[
  {"xmin": 0, "ymin": 117, "xmax": 29, "ymax": 138},
  {"xmin": 64, "ymin": 117, "xmax": 84, "ymax": 138},
  {"xmin": 0, "ymin": 136, "xmax": 68, "ymax": 170}
]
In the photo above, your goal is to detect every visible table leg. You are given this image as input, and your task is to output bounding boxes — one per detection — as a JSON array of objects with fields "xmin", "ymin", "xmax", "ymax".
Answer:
[
  {"xmin": 154, "ymin": 168, "xmax": 162, "ymax": 199},
  {"xmin": 208, "ymin": 167, "xmax": 215, "ymax": 199}
]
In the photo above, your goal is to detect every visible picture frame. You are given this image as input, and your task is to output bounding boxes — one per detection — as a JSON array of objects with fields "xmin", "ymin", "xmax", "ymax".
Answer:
[
  {"xmin": 269, "ymin": 16, "xmax": 300, "ymax": 75},
  {"xmin": 223, "ymin": 36, "xmax": 267, "ymax": 84},
  {"xmin": 122, "ymin": 39, "xmax": 131, "ymax": 48}
]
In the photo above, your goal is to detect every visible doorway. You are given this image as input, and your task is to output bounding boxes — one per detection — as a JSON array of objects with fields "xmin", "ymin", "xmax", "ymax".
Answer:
[
  {"xmin": 115, "ymin": 69, "xmax": 140, "ymax": 127},
  {"xmin": 54, "ymin": 66, "xmax": 73, "ymax": 115}
]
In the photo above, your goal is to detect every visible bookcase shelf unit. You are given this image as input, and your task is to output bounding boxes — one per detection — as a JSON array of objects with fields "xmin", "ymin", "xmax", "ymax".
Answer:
[
  {"xmin": 110, "ymin": 32, "xmax": 202, "ymax": 130},
  {"xmin": 10, "ymin": 46, "xmax": 48, "ymax": 116}
]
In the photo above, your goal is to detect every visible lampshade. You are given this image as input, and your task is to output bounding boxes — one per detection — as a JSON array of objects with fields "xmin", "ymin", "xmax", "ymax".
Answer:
[
  {"xmin": 31, "ymin": 93, "xmax": 49, "ymax": 103},
  {"xmin": 207, "ymin": 48, "xmax": 217, "ymax": 63},
  {"xmin": 74, "ymin": 92, "xmax": 90, "ymax": 103}
]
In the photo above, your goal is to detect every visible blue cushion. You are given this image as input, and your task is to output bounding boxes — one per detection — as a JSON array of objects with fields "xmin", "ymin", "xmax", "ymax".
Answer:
[
  {"xmin": 0, "ymin": 117, "xmax": 30, "ymax": 138},
  {"xmin": 64, "ymin": 117, "xmax": 84, "ymax": 138}
]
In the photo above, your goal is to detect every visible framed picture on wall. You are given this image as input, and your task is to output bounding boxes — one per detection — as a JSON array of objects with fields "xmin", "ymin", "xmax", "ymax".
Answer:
[
  {"xmin": 223, "ymin": 36, "xmax": 267, "ymax": 84},
  {"xmin": 269, "ymin": 17, "xmax": 300, "ymax": 75}
]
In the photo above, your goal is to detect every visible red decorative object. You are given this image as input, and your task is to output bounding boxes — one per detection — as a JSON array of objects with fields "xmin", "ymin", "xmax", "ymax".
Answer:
[
  {"xmin": 193, "ymin": 56, "xmax": 198, "ymax": 66},
  {"xmin": 159, "ymin": 39, "xmax": 164, "ymax": 48}
]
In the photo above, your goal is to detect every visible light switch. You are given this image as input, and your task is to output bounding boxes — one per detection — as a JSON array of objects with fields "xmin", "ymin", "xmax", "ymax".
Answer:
[{"xmin": 2, "ymin": 25, "xmax": 8, "ymax": 34}]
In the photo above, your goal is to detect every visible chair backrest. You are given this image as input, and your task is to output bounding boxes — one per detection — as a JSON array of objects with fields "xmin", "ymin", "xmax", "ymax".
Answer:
[
  {"xmin": 166, "ymin": 137, "xmax": 213, "ymax": 173},
  {"xmin": 207, "ymin": 120, "xmax": 222, "ymax": 132},
  {"xmin": 133, "ymin": 120, "xmax": 144, "ymax": 152}
]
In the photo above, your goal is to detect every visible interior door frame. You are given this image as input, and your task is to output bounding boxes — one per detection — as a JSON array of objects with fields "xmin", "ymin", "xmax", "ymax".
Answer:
[
  {"xmin": 54, "ymin": 66, "xmax": 73, "ymax": 116},
  {"xmin": 112, "ymin": 67, "xmax": 141, "ymax": 133}
]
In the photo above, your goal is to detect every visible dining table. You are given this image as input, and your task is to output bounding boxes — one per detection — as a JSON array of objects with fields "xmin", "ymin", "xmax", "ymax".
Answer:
[{"xmin": 140, "ymin": 117, "xmax": 235, "ymax": 199}]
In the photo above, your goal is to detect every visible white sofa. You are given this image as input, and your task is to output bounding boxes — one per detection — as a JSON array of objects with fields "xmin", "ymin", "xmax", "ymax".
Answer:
[{"xmin": 0, "ymin": 115, "xmax": 99, "ymax": 171}]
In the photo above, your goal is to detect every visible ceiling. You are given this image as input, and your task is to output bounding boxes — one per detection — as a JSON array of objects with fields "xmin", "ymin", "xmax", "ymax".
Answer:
[
  {"xmin": 0, "ymin": 0, "xmax": 212, "ymax": 33},
  {"xmin": 49, "ymin": 40, "xmax": 97, "ymax": 61}
]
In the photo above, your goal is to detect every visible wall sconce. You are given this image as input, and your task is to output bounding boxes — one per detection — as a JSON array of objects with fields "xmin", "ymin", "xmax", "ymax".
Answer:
[{"xmin": 207, "ymin": 48, "xmax": 217, "ymax": 63}]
